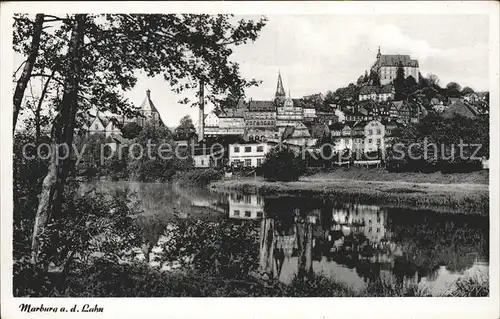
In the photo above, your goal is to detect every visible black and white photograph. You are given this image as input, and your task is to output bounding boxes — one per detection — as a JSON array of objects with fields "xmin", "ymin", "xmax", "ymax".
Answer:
[{"xmin": 1, "ymin": 1, "xmax": 499, "ymax": 318}]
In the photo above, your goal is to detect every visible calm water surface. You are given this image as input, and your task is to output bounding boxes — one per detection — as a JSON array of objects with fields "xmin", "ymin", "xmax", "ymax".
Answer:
[{"xmin": 83, "ymin": 181, "xmax": 489, "ymax": 295}]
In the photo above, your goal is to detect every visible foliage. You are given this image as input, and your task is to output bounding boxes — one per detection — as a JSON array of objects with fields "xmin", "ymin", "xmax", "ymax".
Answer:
[
  {"xmin": 387, "ymin": 113, "xmax": 488, "ymax": 173},
  {"xmin": 261, "ymin": 146, "xmax": 306, "ymax": 182},
  {"xmin": 13, "ymin": 187, "xmax": 142, "ymax": 297},
  {"xmin": 160, "ymin": 219, "xmax": 259, "ymax": 278},
  {"xmin": 121, "ymin": 122, "xmax": 142, "ymax": 139},
  {"xmin": 448, "ymin": 273, "xmax": 489, "ymax": 297},
  {"xmin": 174, "ymin": 115, "xmax": 196, "ymax": 140},
  {"xmin": 461, "ymin": 86, "xmax": 475, "ymax": 96},
  {"xmin": 174, "ymin": 168, "xmax": 223, "ymax": 187},
  {"xmin": 128, "ymin": 122, "xmax": 193, "ymax": 182},
  {"xmin": 394, "ymin": 62, "xmax": 406, "ymax": 100}
]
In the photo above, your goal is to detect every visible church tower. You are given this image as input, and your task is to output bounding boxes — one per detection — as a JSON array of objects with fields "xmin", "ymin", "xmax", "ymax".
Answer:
[
  {"xmin": 377, "ymin": 46, "xmax": 381, "ymax": 60},
  {"xmin": 275, "ymin": 71, "xmax": 286, "ymax": 105},
  {"xmin": 138, "ymin": 89, "xmax": 160, "ymax": 126}
]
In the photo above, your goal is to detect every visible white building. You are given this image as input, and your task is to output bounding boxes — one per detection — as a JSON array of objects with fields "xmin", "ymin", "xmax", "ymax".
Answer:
[
  {"xmin": 334, "ymin": 109, "xmax": 346, "ymax": 123},
  {"xmin": 204, "ymin": 112, "xmax": 219, "ymax": 127},
  {"xmin": 228, "ymin": 142, "xmax": 271, "ymax": 168},
  {"xmin": 227, "ymin": 193, "xmax": 265, "ymax": 220},
  {"xmin": 364, "ymin": 120, "xmax": 385, "ymax": 153}
]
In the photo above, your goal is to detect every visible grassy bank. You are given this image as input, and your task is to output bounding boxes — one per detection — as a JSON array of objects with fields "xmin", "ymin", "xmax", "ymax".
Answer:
[
  {"xmin": 305, "ymin": 167, "xmax": 489, "ymax": 185},
  {"xmin": 211, "ymin": 169, "xmax": 489, "ymax": 215}
]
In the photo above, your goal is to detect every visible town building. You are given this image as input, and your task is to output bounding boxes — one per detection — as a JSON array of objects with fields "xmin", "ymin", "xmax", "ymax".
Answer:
[
  {"xmin": 204, "ymin": 112, "xmax": 219, "ymax": 128},
  {"xmin": 363, "ymin": 120, "xmax": 385, "ymax": 153},
  {"xmin": 82, "ymin": 90, "xmax": 162, "ymax": 138},
  {"xmin": 228, "ymin": 142, "xmax": 271, "ymax": 168},
  {"xmin": 371, "ymin": 47, "xmax": 419, "ymax": 85},
  {"xmin": 281, "ymin": 122, "xmax": 316, "ymax": 147},
  {"xmin": 227, "ymin": 193, "xmax": 265, "ymax": 220},
  {"xmin": 329, "ymin": 123, "xmax": 353, "ymax": 152},
  {"xmin": 205, "ymin": 107, "xmax": 245, "ymax": 137},
  {"xmin": 442, "ymin": 101, "xmax": 479, "ymax": 119},
  {"xmin": 359, "ymin": 84, "xmax": 395, "ymax": 102}
]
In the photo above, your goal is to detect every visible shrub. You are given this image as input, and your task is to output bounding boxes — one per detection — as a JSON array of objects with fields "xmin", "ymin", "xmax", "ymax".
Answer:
[
  {"xmin": 175, "ymin": 168, "xmax": 223, "ymax": 187},
  {"xmin": 261, "ymin": 146, "xmax": 306, "ymax": 182}
]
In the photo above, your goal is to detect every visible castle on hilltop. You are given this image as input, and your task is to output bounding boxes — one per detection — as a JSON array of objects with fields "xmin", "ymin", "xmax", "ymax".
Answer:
[{"xmin": 371, "ymin": 47, "xmax": 419, "ymax": 85}]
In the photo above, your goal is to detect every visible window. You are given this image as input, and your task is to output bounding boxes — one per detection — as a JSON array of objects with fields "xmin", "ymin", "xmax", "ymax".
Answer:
[
  {"xmin": 234, "ymin": 146, "xmax": 240, "ymax": 153},
  {"xmin": 244, "ymin": 146, "xmax": 251, "ymax": 153},
  {"xmin": 368, "ymin": 219, "xmax": 372, "ymax": 224},
  {"xmin": 257, "ymin": 158, "xmax": 263, "ymax": 166},
  {"xmin": 244, "ymin": 211, "xmax": 251, "ymax": 217},
  {"xmin": 377, "ymin": 139, "xmax": 381, "ymax": 146},
  {"xmin": 256, "ymin": 211, "xmax": 263, "ymax": 218},
  {"xmin": 377, "ymin": 129, "xmax": 381, "ymax": 135},
  {"xmin": 244, "ymin": 159, "xmax": 252, "ymax": 167},
  {"xmin": 201, "ymin": 159, "xmax": 204, "ymax": 166},
  {"xmin": 244, "ymin": 195, "xmax": 251, "ymax": 204},
  {"xmin": 234, "ymin": 210, "xmax": 240, "ymax": 216},
  {"xmin": 257, "ymin": 196, "xmax": 262, "ymax": 204},
  {"xmin": 368, "ymin": 129, "xmax": 373, "ymax": 135},
  {"xmin": 376, "ymin": 228, "xmax": 380, "ymax": 233},
  {"xmin": 257, "ymin": 146, "xmax": 264, "ymax": 152},
  {"xmin": 368, "ymin": 227, "xmax": 372, "ymax": 233},
  {"xmin": 95, "ymin": 124, "xmax": 99, "ymax": 130},
  {"xmin": 368, "ymin": 139, "xmax": 373, "ymax": 143}
]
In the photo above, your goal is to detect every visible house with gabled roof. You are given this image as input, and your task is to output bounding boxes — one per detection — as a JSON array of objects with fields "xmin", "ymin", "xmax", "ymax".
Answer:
[{"xmin": 442, "ymin": 101, "xmax": 479, "ymax": 119}]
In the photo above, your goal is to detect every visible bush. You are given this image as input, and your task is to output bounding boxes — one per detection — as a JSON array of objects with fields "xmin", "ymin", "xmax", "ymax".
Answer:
[
  {"xmin": 175, "ymin": 168, "xmax": 223, "ymax": 187},
  {"xmin": 261, "ymin": 147, "xmax": 306, "ymax": 182}
]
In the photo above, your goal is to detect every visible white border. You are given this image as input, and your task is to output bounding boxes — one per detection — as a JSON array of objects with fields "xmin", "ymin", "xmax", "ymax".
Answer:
[{"xmin": 1, "ymin": 1, "xmax": 499, "ymax": 319}]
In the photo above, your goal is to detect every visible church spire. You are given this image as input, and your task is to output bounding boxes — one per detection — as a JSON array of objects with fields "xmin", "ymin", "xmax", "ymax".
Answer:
[
  {"xmin": 377, "ymin": 46, "xmax": 381, "ymax": 59},
  {"xmin": 275, "ymin": 71, "xmax": 286, "ymax": 98}
]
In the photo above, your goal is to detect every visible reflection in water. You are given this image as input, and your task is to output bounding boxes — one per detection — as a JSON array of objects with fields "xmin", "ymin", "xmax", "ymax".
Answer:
[
  {"xmin": 83, "ymin": 182, "xmax": 489, "ymax": 295},
  {"xmin": 224, "ymin": 192, "xmax": 488, "ymax": 293}
]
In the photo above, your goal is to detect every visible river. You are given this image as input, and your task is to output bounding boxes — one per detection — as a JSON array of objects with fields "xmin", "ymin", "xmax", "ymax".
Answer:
[{"xmin": 82, "ymin": 181, "xmax": 489, "ymax": 296}]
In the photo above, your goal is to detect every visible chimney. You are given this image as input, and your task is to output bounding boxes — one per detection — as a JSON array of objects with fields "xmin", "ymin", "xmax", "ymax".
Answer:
[{"xmin": 198, "ymin": 80, "xmax": 204, "ymax": 143}]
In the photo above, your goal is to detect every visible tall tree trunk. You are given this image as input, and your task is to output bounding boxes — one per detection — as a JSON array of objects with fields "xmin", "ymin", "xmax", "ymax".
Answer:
[
  {"xmin": 35, "ymin": 70, "xmax": 55, "ymax": 144},
  {"xmin": 13, "ymin": 14, "xmax": 44, "ymax": 132},
  {"xmin": 31, "ymin": 15, "xmax": 86, "ymax": 262}
]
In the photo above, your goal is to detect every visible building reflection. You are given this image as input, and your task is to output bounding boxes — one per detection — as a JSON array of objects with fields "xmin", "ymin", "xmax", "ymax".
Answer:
[
  {"xmin": 225, "ymin": 194, "xmax": 487, "ymax": 293},
  {"xmin": 227, "ymin": 192, "xmax": 265, "ymax": 220}
]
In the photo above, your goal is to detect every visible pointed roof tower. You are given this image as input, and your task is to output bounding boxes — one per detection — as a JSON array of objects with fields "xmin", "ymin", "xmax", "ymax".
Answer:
[
  {"xmin": 139, "ymin": 89, "xmax": 159, "ymax": 113},
  {"xmin": 377, "ymin": 46, "xmax": 381, "ymax": 60},
  {"xmin": 275, "ymin": 71, "xmax": 286, "ymax": 98}
]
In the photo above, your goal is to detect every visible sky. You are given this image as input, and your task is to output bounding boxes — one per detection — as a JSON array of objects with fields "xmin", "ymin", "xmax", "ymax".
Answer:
[
  {"xmin": 125, "ymin": 14, "xmax": 490, "ymax": 127},
  {"xmin": 14, "ymin": 14, "xmax": 490, "ymax": 128}
]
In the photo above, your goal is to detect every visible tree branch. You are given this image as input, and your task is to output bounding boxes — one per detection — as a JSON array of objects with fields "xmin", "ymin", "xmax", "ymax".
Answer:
[{"xmin": 13, "ymin": 60, "xmax": 27, "ymax": 79}]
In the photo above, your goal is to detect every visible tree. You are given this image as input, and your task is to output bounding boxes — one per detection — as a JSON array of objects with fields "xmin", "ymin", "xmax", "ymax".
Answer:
[
  {"xmin": 405, "ymin": 75, "xmax": 418, "ymax": 94},
  {"xmin": 121, "ymin": 122, "xmax": 143, "ymax": 139},
  {"xmin": 394, "ymin": 62, "xmax": 406, "ymax": 101},
  {"xmin": 31, "ymin": 14, "xmax": 87, "ymax": 261},
  {"xmin": 446, "ymin": 82, "xmax": 462, "ymax": 98},
  {"xmin": 24, "ymin": 14, "xmax": 267, "ymax": 261},
  {"xmin": 369, "ymin": 69, "xmax": 380, "ymax": 86},
  {"xmin": 461, "ymin": 86, "xmax": 475, "ymax": 96},
  {"xmin": 427, "ymin": 73, "xmax": 440, "ymax": 87},
  {"xmin": 261, "ymin": 147, "xmax": 306, "ymax": 182},
  {"xmin": 13, "ymin": 14, "xmax": 45, "ymax": 132},
  {"xmin": 174, "ymin": 115, "xmax": 196, "ymax": 140}
]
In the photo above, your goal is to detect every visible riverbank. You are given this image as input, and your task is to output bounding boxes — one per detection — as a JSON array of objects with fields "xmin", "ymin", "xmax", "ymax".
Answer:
[{"xmin": 211, "ymin": 169, "xmax": 489, "ymax": 215}]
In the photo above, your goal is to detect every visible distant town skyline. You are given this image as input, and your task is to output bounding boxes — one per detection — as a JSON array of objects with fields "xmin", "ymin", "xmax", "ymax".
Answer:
[
  {"xmin": 13, "ymin": 14, "xmax": 490, "ymax": 127},
  {"xmin": 123, "ymin": 14, "xmax": 489, "ymax": 127}
]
